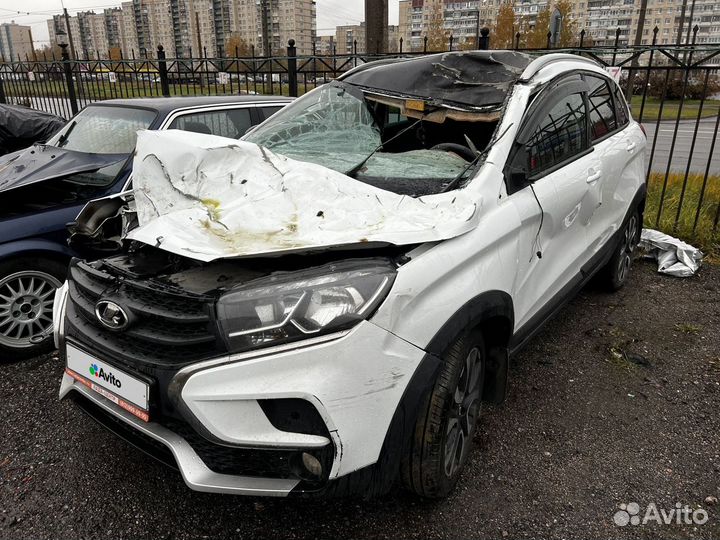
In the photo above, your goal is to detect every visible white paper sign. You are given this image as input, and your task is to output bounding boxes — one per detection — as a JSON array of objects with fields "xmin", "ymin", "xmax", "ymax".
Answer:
[
  {"xmin": 27, "ymin": 71, "xmax": 35, "ymax": 82},
  {"xmin": 218, "ymin": 71, "xmax": 229, "ymax": 85},
  {"xmin": 109, "ymin": 71, "xmax": 117, "ymax": 83}
]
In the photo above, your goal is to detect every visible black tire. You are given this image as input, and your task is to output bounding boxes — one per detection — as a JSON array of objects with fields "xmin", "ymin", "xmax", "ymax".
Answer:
[
  {"xmin": 601, "ymin": 209, "xmax": 641, "ymax": 291},
  {"xmin": 401, "ymin": 328, "xmax": 485, "ymax": 498},
  {"xmin": 0, "ymin": 257, "xmax": 68, "ymax": 361}
]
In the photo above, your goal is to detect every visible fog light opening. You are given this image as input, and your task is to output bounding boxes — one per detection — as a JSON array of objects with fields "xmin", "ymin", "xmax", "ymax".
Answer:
[{"xmin": 292, "ymin": 451, "xmax": 324, "ymax": 481}]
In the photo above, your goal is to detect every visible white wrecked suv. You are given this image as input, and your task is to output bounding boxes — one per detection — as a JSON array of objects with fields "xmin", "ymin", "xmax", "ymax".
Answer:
[{"xmin": 55, "ymin": 52, "xmax": 646, "ymax": 498}]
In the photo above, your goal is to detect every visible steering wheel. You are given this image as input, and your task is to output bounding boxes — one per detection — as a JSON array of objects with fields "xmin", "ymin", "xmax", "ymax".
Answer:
[{"xmin": 429, "ymin": 143, "xmax": 476, "ymax": 162}]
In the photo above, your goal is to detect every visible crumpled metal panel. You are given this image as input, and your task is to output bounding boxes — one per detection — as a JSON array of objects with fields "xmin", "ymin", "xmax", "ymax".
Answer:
[
  {"xmin": 639, "ymin": 228, "xmax": 703, "ymax": 277},
  {"xmin": 127, "ymin": 130, "xmax": 479, "ymax": 262},
  {"xmin": 339, "ymin": 51, "xmax": 533, "ymax": 109},
  {"xmin": 0, "ymin": 144, "xmax": 126, "ymax": 193}
]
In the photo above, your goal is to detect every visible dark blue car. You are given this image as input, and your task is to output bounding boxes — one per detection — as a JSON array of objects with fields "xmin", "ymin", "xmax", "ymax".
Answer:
[{"xmin": 0, "ymin": 96, "xmax": 290, "ymax": 360}]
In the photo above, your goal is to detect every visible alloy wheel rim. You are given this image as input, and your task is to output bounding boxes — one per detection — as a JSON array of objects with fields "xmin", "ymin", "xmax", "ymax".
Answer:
[
  {"xmin": 444, "ymin": 347, "xmax": 483, "ymax": 478},
  {"xmin": 617, "ymin": 215, "xmax": 638, "ymax": 283},
  {"xmin": 0, "ymin": 271, "xmax": 61, "ymax": 348}
]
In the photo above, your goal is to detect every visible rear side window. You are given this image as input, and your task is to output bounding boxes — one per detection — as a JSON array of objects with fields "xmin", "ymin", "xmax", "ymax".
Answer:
[
  {"xmin": 169, "ymin": 108, "xmax": 252, "ymax": 139},
  {"xmin": 527, "ymin": 92, "xmax": 588, "ymax": 174},
  {"xmin": 259, "ymin": 106, "xmax": 284, "ymax": 120},
  {"xmin": 587, "ymin": 76, "xmax": 618, "ymax": 141},
  {"xmin": 613, "ymin": 86, "xmax": 630, "ymax": 126}
]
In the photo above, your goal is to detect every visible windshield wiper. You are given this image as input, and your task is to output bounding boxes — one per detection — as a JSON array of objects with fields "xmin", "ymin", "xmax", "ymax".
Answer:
[
  {"xmin": 55, "ymin": 120, "xmax": 77, "ymax": 148},
  {"xmin": 346, "ymin": 110, "xmax": 438, "ymax": 177}
]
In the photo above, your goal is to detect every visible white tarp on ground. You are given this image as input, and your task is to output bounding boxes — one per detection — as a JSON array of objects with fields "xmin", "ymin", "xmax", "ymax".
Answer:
[
  {"xmin": 639, "ymin": 228, "xmax": 703, "ymax": 278},
  {"xmin": 127, "ymin": 130, "xmax": 480, "ymax": 261}
]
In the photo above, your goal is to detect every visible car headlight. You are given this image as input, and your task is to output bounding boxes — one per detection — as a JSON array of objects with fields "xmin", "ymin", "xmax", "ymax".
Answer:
[{"xmin": 216, "ymin": 258, "xmax": 396, "ymax": 353}]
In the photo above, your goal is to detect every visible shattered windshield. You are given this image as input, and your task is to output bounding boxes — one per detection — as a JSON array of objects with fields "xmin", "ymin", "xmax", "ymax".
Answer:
[
  {"xmin": 244, "ymin": 80, "xmax": 497, "ymax": 196},
  {"xmin": 46, "ymin": 105, "xmax": 156, "ymax": 154},
  {"xmin": 244, "ymin": 82, "xmax": 381, "ymax": 174}
]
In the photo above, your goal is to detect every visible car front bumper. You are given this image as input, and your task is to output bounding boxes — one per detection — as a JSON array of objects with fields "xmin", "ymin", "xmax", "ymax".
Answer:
[{"xmin": 58, "ymin": 314, "xmax": 427, "ymax": 496}]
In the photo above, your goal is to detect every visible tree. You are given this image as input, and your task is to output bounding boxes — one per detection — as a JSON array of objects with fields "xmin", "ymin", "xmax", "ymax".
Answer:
[
  {"xmin": 526, "ymin": 6, "xmax": 551, "ymax": 48},
  {"xmin": 225, "ymin": 34, "xmax": 251, "ymax": 57},
  {"xmin": 493, "ymin": 1, "xmax": 517, "ymax": 49},
  {"xmin": 425, "ymin": 0, "xmax": 449, "ymax": 52},
  {"xmin": 554, "ymin": 0, "xmax": 578, "ymax": 46}
]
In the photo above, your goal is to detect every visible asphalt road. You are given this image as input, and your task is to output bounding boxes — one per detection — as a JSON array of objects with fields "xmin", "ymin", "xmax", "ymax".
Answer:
[
  {"xmin": 1, "ymin": 260, "xmax": 719, "ymax": 539},
  {"xmin": 643, "ymin": 117, "xmax": 720, "ymax": 175}
]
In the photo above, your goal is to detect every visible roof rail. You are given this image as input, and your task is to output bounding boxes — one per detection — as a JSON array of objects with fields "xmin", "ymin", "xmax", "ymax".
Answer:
[{"xmin": 519, "ymin": 53, "xmax": 601, "ymax": 82}]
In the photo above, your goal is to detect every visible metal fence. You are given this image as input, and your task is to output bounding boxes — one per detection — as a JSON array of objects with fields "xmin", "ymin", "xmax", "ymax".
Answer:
[{"xmin": 1, "ymin": 28, "xmax": 719, "ymax": 248}]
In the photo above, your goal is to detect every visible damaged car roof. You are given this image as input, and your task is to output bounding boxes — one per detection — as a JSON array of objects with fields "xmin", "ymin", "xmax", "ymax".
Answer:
[{"xmin": 339, "ymin": 50, "xmax": 533, "ymax": 110}]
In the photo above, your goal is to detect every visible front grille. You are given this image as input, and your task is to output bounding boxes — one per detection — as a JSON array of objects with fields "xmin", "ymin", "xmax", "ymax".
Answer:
[{"xmin": 66, "ymin": 259, "xmax": 225, "ymax": 370}]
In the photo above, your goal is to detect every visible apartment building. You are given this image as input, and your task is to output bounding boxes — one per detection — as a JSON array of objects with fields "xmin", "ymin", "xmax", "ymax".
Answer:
[
  {"xmin": 335, "ymin": 23, "xmax": 366, "ymax": 54},
  {"xmin": 0, "ymin": 22, "xmax": 34, "ymax": 61},
  {"xmin": 399, "ymin": 0, "xmax": 720, "ymax": 52}
]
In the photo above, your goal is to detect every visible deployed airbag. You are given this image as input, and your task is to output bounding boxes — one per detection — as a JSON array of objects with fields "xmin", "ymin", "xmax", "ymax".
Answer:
[{"xmin": 128, "ymin": 130, "xmax": 480, "ymax": 261}]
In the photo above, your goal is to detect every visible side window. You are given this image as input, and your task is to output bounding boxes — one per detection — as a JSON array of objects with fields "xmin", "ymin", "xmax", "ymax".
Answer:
[
  {"xmin": 260, "ymin": 106, "xmax": 284, "ymax": 120},
  {"xmin": 586, "ymin": 75, "xmax": 617, "ymax": 141},
  {"xmin": 526, "ymin": 92, "xmax": 588, "ymax": 175},
  {"xmin": 169, "ymin": 108, "xmax": 252, "ymax": 139},
  {"xmin": 613, "ymin": 85, "xmax": 630, "ymax": 127}
]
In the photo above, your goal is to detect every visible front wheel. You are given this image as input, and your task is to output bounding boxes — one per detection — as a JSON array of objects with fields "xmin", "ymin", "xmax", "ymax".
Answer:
[
  {"xmin": 401, "ymin": 329, "xmax": 485, "ymax": 498},
  {"xmin": 0, "ymin": 258, "xmax": 67, "ymax": 361},
  {"xmin": 601, "ymin": 210, "xmax": 640, "ymax": 291}
]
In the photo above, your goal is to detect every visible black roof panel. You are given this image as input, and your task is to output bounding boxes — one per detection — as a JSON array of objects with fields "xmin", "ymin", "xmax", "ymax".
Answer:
[{"xmin": 339, "ymin": 51, "xmax": 534, "ymax": 109}]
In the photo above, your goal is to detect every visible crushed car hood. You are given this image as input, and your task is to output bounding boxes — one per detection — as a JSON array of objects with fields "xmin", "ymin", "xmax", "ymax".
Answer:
[
  {"xmin": 0, "ymin": 144, "xmax": 127, "ymax": 193},
  {"xmin": 339, "ymin": 50, "xmax": 533, "ymax": 109},
  {"xmin": 127, "ymin": 130, "xmax": 480, "ymax": 261}
]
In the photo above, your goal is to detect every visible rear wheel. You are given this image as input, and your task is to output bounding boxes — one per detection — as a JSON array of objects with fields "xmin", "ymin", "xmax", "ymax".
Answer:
[
  {"xmin": 402, "ymin": 329, "xmax": 485, "ymax": 498},
  {"xmin": 0, "ymin": 258, "xmax": 67, "ymax": 361},
  {"xmin": 602, "ymin": 210, "xmax": 640, "ymax": 291}
]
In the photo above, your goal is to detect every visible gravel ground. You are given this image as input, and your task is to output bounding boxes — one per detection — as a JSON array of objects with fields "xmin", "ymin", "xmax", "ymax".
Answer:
[{"xmin": 1, "ymin": 260, "xmax": 719, "ymax": 540}]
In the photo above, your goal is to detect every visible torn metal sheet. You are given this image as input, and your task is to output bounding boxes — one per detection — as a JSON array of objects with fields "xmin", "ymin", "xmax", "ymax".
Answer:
[
  {"xmin": 127, "ymin": 130, "xmax": 480, "ymax": 261},
  {"xmin": 339, "ymin": 51, "xmax": 533, "ymax": 110},
  {"xmin": 639, "ymin": 228, "xmax": 703, "ymax": 277},
  {"xmin": 0, "ymin": 144, "xmax": 126, "ymax": 193}
]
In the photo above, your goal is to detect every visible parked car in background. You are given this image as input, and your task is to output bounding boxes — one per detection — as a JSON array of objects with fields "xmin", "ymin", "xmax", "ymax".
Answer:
[
  {"xmin": 0, "ymin": 95, "xmax": 291, "ymax": 360},
  {"xmin": 0, "ymin": 104, "xmax": 66, "ymax": 156},
  {"xmin": 55, "ymin": 52, "xmax": 646, "ymax": 498}
]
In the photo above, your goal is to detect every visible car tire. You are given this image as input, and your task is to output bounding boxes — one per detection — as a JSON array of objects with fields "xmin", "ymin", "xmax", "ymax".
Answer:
[
  {"xmin": 0, "ymin": 257, "xmax": 67, "ymax": 361},
  {"xmin": 601, "ymin": 209, "xmax": 641, "ymax": 291},
  {"xmin": 401, "ymin": 328, "xmax": 485, "ymax": 498}
]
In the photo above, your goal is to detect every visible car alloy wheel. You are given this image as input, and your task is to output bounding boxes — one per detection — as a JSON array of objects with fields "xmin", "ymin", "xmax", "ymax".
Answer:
[
  {"xmin": 616, "ymin": 213, "xmax": 639, "ymax": 284},
  {"xmin": 0, "ymin": 271, "xmax": 62, "ymax": 349},
  {"xmin": 443, "ymin": 346, "xmax": 483, "ymax": 478}
]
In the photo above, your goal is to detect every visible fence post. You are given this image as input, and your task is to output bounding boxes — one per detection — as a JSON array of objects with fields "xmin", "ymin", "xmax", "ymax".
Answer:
[
  {"xmin": 60, "ymin": 43, "xmax": 78, "ymax": 116},
  {"xmin": 449, "ymin": 34, "xmax": 454, "ymax": 52},
  {"xmin": 157, "ymin": 44, "xmax": 170, "ymax": 97},
  {"xmin": 0, "ymin": 76, "xmax": 5, "ymax": 104},
  {"xmin": 399, "ymin": 36, "xmax": 403, "ymax": 54},
  {"xmin": 546, "ymin": 31, "xmax": 552, "ymax": 48},
  {"xmin": 287, "ymin": 39, "xmax": 298, "ymax": 98},
  {"xmin": 515, "ymin": 31, "xmax": 521, "ymax": 49},
  {"xmin": 479, "ymin": 27, "xmax": 490, "ymax": 50},
  {"xmin": 423, "ymin": 35, "xmax": 428, "ymax": 53},
  {"xmin": 579, "ymin": 29, "xmax": 585, "ymax": 47}
]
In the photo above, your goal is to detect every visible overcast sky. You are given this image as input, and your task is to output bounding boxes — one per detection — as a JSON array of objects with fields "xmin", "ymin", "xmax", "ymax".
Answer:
[{"xmin": 0, "ymin": 0, "xmax": 401, "ymax": 47}]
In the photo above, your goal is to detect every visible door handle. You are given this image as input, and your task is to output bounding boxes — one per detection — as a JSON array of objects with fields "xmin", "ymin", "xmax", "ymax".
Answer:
[
  {"xmin": 587, "ymin": 170, "xmax": 602, "ymax": 183},
  {"xmin": 626, "ymin": 142, "xmax": 637, "ymax": 153}
]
